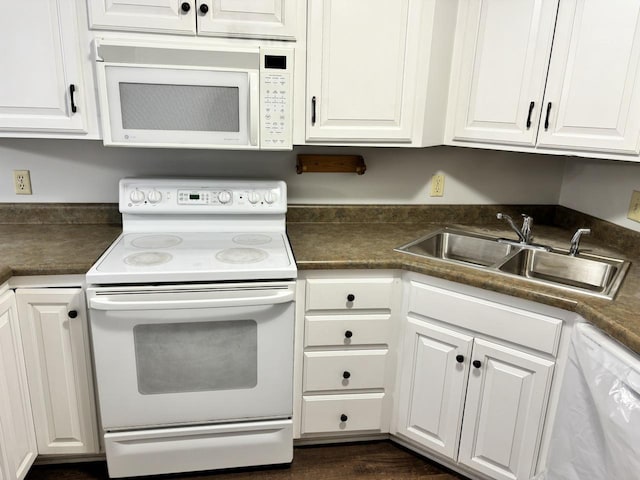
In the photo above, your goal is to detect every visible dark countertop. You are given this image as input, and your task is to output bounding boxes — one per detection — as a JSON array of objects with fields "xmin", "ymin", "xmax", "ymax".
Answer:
[{"xmin": 0, "ymin": 215, "xmax": 638, "ymax": 354}]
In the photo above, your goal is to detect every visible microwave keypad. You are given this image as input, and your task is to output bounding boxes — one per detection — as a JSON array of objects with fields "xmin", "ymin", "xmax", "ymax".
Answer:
[{"xmin": 261, "ymin": 73, "xmax": 291, "ymax": 148}]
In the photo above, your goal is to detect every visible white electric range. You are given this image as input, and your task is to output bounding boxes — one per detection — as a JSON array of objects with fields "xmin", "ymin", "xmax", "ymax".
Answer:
[{"xmin": 85, "ymin": 178, "xmax": 297, "ymax": 478}]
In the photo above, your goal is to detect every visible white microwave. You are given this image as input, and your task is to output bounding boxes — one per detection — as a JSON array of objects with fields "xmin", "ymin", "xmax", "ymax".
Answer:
[{"xmin": 94, "ymin": 39, "xmax": 293, "ymax": 150}]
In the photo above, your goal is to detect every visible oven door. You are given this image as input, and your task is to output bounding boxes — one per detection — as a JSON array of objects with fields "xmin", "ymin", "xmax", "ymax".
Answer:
[
  {"xmin": 87, "ymin": 282, "xmax": 294, "ymax": 430},
  {"xmin": 97, "ymin": 63, "xmax": 259, "ymax": 148}
]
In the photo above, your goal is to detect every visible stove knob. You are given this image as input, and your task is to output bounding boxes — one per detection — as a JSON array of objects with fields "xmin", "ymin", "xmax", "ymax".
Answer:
[
  {"xmin": 248, "ymin": 191, "xmax": 261, "ymax": 204},
  {"xmin": 217, "ymin": 191, "xmax": 232, "ymax": 204},
  {"xmin": 147, "ymin": 190, "xmax": 162, "ymax": 204},
  {"xmin": 264, "ymin": 191, "xmax": 278, "ymax": 204},
  {"xmin": 130, "ymin": 189, "xmax": 145, "ymax": 204}
]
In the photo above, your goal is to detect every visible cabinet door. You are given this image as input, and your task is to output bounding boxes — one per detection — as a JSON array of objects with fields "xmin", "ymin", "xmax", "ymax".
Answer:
[
  {"xmin": 458, "ymin": 338, "xmax": 554, "ymax": 480},
  {"xmin": 0, "ymin": 1, "xmax": 87, "ymax": 133},
  {"xmin": 197, "ymin": 0, "xmax": 297, "ymax": 39},
  {"xmin": 449, "ymin": 0, "xmax": 558, "ymax": 146},
  {"xmin": 0, "ymin": 291, "xmax": 37, "ymax": 480},
  {"xmin": 88, "ymin": 0, "xmax": 196, "ymax": 34},
  {"xmin": 16, "ymin": 289, "xmax": 98, "ymax": 455},
  {"xmin": 306, "ymin": 0, "xmax": 420, "ymax": 142},
  {"xmin": 538, "ymin": 0, "xmax": 640, "ymax": 153},
  {"xmin": 395, "ymin": 316, "xmax": 472, "ymax": 459}
]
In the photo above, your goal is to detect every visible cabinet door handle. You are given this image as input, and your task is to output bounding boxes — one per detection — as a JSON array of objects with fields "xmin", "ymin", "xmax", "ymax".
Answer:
[
  {"xmin": 69, "ymin": 84, "xmax": 77, "ymax": 113},
  {"xmin": 544, "ymin": 102, "xmax": 552, "ymax": 130},
  {"xmin": 181, "ymin": 2, "xmax": 191, "ymax": 12},
  {"xmin": 311, "ymin": 96, "xmax": 317, "ymax": 125},
  {"xmin": 199, "ymin": 3, "xmax": 208, "ymax": 14},
  {"xmin": 456, "ymin": 354, "xmax": 464, "ymax": 363},
  {"xmin": 526, "ymin": 101, "xmax": 535, "ymax": 129},
  {"xmin": 68, "ymin": 310, "xmax": 78, "ymax": 318},
  {"xmin": 342, "ymin": 371, "xmax": 351, "ymax": 379},
  {"xmin": 472, "ymin": 360, "xmax": 482, "ymax": 369},
  {"xmin": 340, "ymin": 414, "xmax": 348, "ymax": 422}
]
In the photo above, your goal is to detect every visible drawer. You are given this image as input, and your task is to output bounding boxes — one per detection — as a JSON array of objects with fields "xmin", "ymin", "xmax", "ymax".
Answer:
[
  {"xmin": 303, "ymin": 350, "xmax": 388, "ymax": 392},
  {"xmin": 305, "ymin": 314, "xmax": 391, "ymax": 347},
  {"xmin": 305, "ymin": 278, "xmax": 394, "ymax": 311},
  {"xmin": 301, "ymin": 393, "xmax": 384, "ymax": 434},
  {"xmin": 408, "ymin": 281, "xmax": 563, "ymax": 355}
]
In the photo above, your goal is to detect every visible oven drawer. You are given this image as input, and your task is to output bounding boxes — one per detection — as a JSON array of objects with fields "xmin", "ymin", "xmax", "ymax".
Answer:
[
  {"xmin": 305, "ymin": 278, "xmax": 394, "ymax": 311},
  {"xmin": 104, "ymin": 420, "xmax": 293, "ymax": 478},
  {"xmin": 301, "ymin": 394, "xmax": 384, "ymax": 434},
  {"xmin": 304, "ymin": 314, "xmax": 391, "ymax": 347},
  {"xmin": 303, "ymin": 350, "xmax": 388, "ymax": 392}
]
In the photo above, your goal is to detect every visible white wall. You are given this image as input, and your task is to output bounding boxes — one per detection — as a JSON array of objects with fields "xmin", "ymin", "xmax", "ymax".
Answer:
[
  {"xmin": 0, "ymin": 139, "xmax": 564, "ymax": 205},
  {"xmin": 560, "ymin": 158, "xmax": 640, "ymax": 232}
]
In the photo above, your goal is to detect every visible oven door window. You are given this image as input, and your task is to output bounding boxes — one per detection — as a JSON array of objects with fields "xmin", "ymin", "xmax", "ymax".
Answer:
[
  {"xmin": 134, "ymin": 320, "xmax": 257, "ymax": 395},
  {"xmin": 103, "ymin": 65, "xmax": 253, "ymax": 146}
]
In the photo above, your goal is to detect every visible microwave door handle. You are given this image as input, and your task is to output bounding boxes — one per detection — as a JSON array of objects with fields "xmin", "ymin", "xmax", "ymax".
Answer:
[
  {"xmin": 89, "ymin": 289, "xmax": 294, "ymax": 311},
  {"xmin": 249, "ymin": 72, "xmax": 259, "ymax": 147}
]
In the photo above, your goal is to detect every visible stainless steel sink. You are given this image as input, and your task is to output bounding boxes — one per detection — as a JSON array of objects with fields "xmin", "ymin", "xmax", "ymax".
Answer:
[
  {"xmin": 395, "ymin": 228, "xmax": 631, "ymax": 300},
  {"xmin": 396, "ymin": 229, "xmax": 515, "ymax": 267},
  {"xmin": 497, "ymin": 249, "xmax": 629, "ymax": 297}
]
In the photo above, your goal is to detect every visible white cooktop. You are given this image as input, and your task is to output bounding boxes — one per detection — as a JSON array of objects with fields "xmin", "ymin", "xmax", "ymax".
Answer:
[{"xmin": 86, "ymin": 178, "xmax": 297, "ymax": 285}]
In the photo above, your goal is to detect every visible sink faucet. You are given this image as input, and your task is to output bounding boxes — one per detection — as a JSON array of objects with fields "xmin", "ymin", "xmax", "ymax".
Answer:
[
  {"xmin": 569, "ymin": 228, "xmax": 591, "ymax": 256},
  {"xmin": 496, "ymin": 213, "xmax": 534, "ymax": 244}
]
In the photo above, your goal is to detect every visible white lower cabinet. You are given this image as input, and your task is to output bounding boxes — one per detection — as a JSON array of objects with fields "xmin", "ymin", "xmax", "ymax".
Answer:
[
  {"xmin": 395, "ymin": 277, "xmax": 563, "ymax": 480},
  {"xmin": 297, "ymin": 273, "xmax": 399, "ymax": 437},
  {"xmin": 16, "ymin": 288, "xmax": 99, "ymax": 455},
  {"xmin": 0, "ymin": 289, "xmax": 37, "ymax": 480}
]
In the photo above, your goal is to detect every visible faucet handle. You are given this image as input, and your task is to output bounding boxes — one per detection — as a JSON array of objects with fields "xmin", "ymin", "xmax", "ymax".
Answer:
[{"xmin": 569, "ymin": 228, "xmax": 591, "ymax": 256}]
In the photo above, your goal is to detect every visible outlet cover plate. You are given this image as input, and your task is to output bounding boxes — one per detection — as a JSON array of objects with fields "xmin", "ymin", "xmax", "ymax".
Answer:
[
  {"xmin": 13, "ymin": 170, "xmax": 32, "ymax": 195},
  {"xmin": 627, "ymin": 190, "xmax": 640, "ymax": 222},
  {"xmin": 430, "ymin": 174, "xmax": 445, "ymax": 197}
]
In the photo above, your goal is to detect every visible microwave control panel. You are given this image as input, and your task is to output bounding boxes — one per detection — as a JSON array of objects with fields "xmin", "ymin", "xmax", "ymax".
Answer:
[{"xmin": 260, "ymin": 48, "xmax": 293, "ymax": 150}]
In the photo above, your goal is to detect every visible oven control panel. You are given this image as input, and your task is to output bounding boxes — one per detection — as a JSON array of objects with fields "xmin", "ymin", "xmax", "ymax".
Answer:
[{"xmin": 120, "ymin": 178, "xmax": 287, "ymax": 214}]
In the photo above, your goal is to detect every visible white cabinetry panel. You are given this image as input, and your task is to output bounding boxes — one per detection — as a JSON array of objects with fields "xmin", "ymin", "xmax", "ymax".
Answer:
[
  {"xmin": 306, "ymin": 0, "xmax": 420, "ymax": 142},
  {"xmin": 538, "ymin": 0, "xmax": 640, "ymax": 153},
  {"xmin": 0, "ymin": 0, "xmax": 87, "ymax": 133},
  {"xmin": 16, "ymin": 289, "xmax": 98, "ymax": 455},
  {"xmin": 301, "ymin": 393, "xmax": 384, "ymax": 434},
  {"xmin": 458, "ymin": 338, "xmax": 554, "ymax": 480},
  {"xmin": 88, "ymin": 0, "xmax": 196, "ymax": 34},
  {"xmin": 303, "ymin": 349, "xmax": 387, "ymax": 392},
  {"xmin": 396, "ymin": 317, "xmax": 472, "ymax": 459},
  {"xmin": 0, "ymin": 291, "xmax": 36, "ymax": 480},
  {"xmin": 449, "ymin": 0, "xmax": 558, "ymax": 145}
]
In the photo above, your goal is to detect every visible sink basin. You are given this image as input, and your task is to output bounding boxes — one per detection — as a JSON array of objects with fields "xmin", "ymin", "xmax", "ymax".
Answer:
[
  {"xmin": 396, "ymin": 229, "xmax": 514, "ymax": 267},
  {"xmin": 497, "ymin": 249, "xmax": 628, "ymax": 297},
  {"xmin": 395, "ymin": 228, "xmax": 630, "ymax": 300}
]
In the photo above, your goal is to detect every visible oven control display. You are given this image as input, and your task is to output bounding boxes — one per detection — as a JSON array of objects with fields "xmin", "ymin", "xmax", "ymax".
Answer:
[{"xmin": 177, "ymin": 190, "xmax": 233, "ymax": 205}]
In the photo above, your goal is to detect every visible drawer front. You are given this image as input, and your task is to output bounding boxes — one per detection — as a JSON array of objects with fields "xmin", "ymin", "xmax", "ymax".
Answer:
[
  {"xmin": 305, "ymin": 278, "xmax": 394, "ymax": 311},
  {"xmin": 303, "ymin": 350, "xmax": 388, "ymax": 392},
  {"xmin": 408, "ymin": 281, "xmax": 563, "ymax": 355},
  {"xmin": 305, "ymin": 314, "xmax": 391, "ymax": 347},
  {"xmin": 301, "ymin": 393, "xmax": 384, "ymax": 434}
]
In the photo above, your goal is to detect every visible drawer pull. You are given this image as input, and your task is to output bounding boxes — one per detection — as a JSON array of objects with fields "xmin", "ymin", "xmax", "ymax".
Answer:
[
  {"xmin": 456, "ymin": 354, "xmax": 464, "ymax": 363},
  {"xmin": 347, "ymin": 294, "xmax": 355, "ymax": 302},
  {"xmin": 340, "ymin": 414, "xmax": 348, "ymax": 422},
  {"xmin": 342, "ymin": 371, "xmax": 351, "ymax": 379},
  {"xmin": 344, "ymin": 330, "xmax": 353, "ymax": 339},
  {"xmin": 473, "ymin": 360, "xmax": 482, "ymax": 369}
]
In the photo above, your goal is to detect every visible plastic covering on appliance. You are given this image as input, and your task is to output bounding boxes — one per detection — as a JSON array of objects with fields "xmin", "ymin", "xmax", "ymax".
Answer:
[{"xmin": 534, "ymin": 323, "xmax": 640, "ymax": 480}]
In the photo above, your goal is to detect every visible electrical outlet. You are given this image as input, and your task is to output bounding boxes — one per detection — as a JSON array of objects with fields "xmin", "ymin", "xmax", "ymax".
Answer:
[
  {"xmin": 627, "ymin": 190, "xmax": 640, "ymax": 222},
  {"xmin": 13, "ymin": 170, "xmax": 32, "ymax": 195},
  {"xmin": 430, "ymin": 174, "xmax": 445, "ymax": 197}
]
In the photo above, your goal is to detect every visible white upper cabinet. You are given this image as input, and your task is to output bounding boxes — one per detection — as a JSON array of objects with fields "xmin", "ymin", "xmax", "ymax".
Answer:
[
  {"xmin": 0, "ymin": 290, "xmax": 37, "ymax": 480},
  {"xmin": 0, "ymin": 0, "xmax": 88, "ymax": 134},
  {"xmin": 305, "ymin": 0, "xmax": 420, "ymax": 142},
  {"xmin": 88, "ymin": 0, "xmax": 298, "ymax": 39},
  {"xmin": 448, "ymin": 0, "xmax": 640, "ymax": 157},
  {"xmin": 448, "ymin": 0, "xmax": 559, "ymax": 146},
  {"xmin": 537, "ymin": 0, "xmax": 640, "ymax": 154}
]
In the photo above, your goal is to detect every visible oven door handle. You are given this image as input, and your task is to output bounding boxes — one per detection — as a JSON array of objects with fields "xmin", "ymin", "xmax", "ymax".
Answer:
[{"xmin": 89, "ymin": 290, "xmax": 295, "ymax": 311}]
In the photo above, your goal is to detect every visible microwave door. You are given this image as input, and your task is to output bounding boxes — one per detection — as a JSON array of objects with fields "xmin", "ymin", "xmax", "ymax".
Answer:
[{"xmin": 102, "ymin": 65, "xmax": 253, "ymax": 148}]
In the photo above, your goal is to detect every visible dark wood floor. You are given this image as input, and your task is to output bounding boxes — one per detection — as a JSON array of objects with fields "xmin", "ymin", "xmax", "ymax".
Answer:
[{"xmin": 26, "ymin": 441, "xmax": 468, "ymax": 480}]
